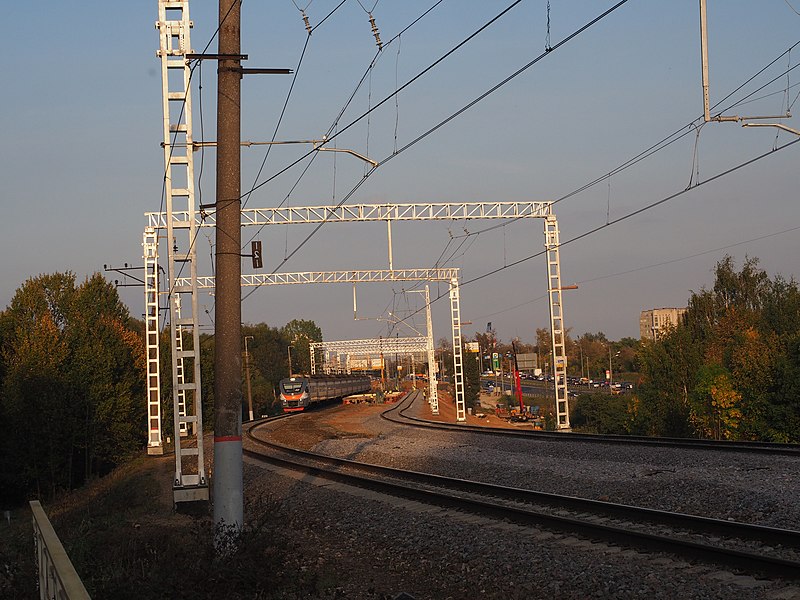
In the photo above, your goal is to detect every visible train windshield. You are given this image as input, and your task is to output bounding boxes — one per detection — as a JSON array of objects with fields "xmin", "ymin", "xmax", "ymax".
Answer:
[{"xmin": 282, "ymin": 381, "xmax": 304, "ymax": 394}]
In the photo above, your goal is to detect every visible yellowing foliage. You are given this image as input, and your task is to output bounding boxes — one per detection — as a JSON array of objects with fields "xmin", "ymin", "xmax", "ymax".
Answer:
[{"xmin": 691, "ymin": 366, "xmax": 742, "ymax": 440}]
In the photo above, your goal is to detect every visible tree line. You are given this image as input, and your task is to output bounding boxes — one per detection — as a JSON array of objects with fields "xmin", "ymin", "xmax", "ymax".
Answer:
[
  {"xmin": 4, "ymin": 256, "xmax": 797, "ymax": 505},
  {"xmin": 632, "ymin": 256, "xmax": 800, "ymax": 441},
  {"xmin": 458, "ymin": 256, "xmax": 800, "ymax": 442},
  {"xmin": 0, "ymin": 273, "xmax": 145, "ymax": 505},
  {"xmin": 0, "ymin": 272, "xmax": 322, "ymax": 506}
]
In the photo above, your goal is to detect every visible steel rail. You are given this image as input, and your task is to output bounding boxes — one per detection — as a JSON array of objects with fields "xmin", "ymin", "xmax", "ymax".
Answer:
[
  {"xmin": 383, "ymin": 392, "xmax": 800, "ymax": 456},
  {"xmin": 244, "ymin": 409, "xmax": 800, "ymax": 580}
]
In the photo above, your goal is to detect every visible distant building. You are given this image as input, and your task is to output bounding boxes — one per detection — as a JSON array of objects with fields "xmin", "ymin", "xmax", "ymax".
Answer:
[{"xmin": 639, "ymin": 307, "xmax": 688, "ymax": 341}]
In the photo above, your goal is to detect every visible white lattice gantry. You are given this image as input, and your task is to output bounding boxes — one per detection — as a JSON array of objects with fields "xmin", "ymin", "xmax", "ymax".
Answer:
[
  {"xmin": 155, "ymin": 0, "xmax": 208, "ymax": 502},
  {"xmin": 146, "ymin": 199, "xmax": 571, "ymax": 427}
]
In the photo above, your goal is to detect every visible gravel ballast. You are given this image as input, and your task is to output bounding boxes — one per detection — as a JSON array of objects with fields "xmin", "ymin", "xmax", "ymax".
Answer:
[{"xmin": 244, "ymin": 399, "xmax": 800, "ymax": 599}]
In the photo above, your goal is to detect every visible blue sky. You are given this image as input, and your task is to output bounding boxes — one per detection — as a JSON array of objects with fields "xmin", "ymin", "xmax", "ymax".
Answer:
[{"xmin": 1, "ymin": 1, "xmax": 799, "ymax": 345}]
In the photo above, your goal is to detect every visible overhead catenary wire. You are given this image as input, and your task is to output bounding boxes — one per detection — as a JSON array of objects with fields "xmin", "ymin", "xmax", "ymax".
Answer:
[
  {"xmin": 170, "ymin": 0, "xmax": 345, "ymax": 302},
  {"xmin": 243, "ymin": 0, "xmax": 528, "ymax": 301},
  {"xmin": 471, "ymin": 222, "xmax": 800, "ymax": 322},
  {"xmin": 163, "ymin": 1, "xmax": 447, "ymax": 329},
  {"xmin": 187, "ymin": 4, "xmax": 797, "ymax": 340},
  {"xmin": 260, "ymin": 0, "xmax": 635, "ymax": 302},
  {"xmin": 258, "ymin": 5, "xmax": 799, "ymax": 327},
  {"xmin": 391, "ymin": 136, "xmax": 800, "ymax": 326},
  {"xmin": 261, "ymin": 0, "xmax": 627, "ymax": 282},
  {"xmin": 241, "ymin": 32, "xmax": 311, "ymax": 212},
  {"xmin": 237, "ymin": 0, "xmax": 524, "ymax": 204},
  {"xmin": 783, "ymin": 0, "xmax": 800, "ymax": 16},
  {"xmin": 464, "ymin": 137, "xmax": 800, "ymax": 289},
  {"xmin": 311, "ymin": 0, "xmax": 348, "ymax": 34},
  {"xmin": 240, "ymin": 0, "xmax": 446, "ymax": 251},
  {"xmin": 422, "ymin": 38, "xmax": 800, "ymax": 249},
  {"xmin": 410, "ymin": 38, "xmax": 800, "ymax": 323}
]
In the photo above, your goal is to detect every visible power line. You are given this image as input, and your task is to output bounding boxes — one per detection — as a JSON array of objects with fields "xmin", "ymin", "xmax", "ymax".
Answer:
[
  {"xmin": 241, "ymin": 1, "xmax": 526, "ymax": 301},
  {"xmin": 238, "ymin": 0, "xmax": 524, "ymax": 202},
  {"xmin": 463, "ymin": 137, "xmax": 800, "ymax": 289},
  {"xmin": 239, "ymin": 0, "xmax": 447, "ymax": 250},
  {"xmin": 421, "ymin": 38, "xmax": 800, "ymax": 250},
  {"xmin": 576, "ymin": 224, "xmax": 800, "ymax": 286},
  {"xmin": 379, "ymin": 0, "xmax": 632, "ymax": 169},
  {"xmin": 311, "ymin": 0, "xmax": 348, "ymax": 33},
  {"xmin": 470, "ymin": 223, "xmax": 800, "ymax": 322},
  {"xmin": 267, "ymin": 0, "xmax": 628, "ymax": 279},
  {"xmin": 396, "ymin": 137, "xmax": 800, "ymax": 326},
  {"xmin": 241, "ymin": 33, "xmax": 311, "ymax": 212}
]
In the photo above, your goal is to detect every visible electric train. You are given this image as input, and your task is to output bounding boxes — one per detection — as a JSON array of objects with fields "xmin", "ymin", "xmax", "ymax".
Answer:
[{"xmin": 279, "ymin": 375, "xmax": 372, "ymax": 412}]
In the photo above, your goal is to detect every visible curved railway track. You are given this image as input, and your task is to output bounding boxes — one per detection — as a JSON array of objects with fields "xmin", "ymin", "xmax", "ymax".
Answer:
[
  {"xmin": 245, "ymin": 394, "xmax": 800, "ymax": 581},
  {"xmin": 383, "ymin": 391, "xmax": 800, "ymax": 456}
]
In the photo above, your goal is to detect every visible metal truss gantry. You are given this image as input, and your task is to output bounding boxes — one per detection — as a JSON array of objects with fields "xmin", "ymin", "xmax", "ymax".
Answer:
[
  {"xmin": 310, "ymin": 336, "xmax": 430, "ymax": 369},
  {"xmin": 153, "ymin": 0, "xmax": 208, "ymax": 503},
  {"xmin": 175, "ymin": 269, "xmax": 459, "ymax": 417},
  {"xmin": 311, "ymin": 335, "xmax": 431, "ymax": 399},
  {"xmin": 145, "ymin": 200, "xmax": 571, "ymax": 430},
  {"xmin": 145, "ymin": 201, "xmax": 553, "ymax": 229}
]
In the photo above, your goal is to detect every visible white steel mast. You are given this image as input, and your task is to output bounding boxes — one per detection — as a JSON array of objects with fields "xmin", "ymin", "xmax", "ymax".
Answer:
[{"xmin": 155, "ymin": 0, "xmax": 208, "ymax": 502}]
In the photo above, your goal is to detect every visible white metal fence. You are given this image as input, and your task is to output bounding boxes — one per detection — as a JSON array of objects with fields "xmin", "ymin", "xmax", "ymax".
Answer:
[{"xmin": 30, "ymin": 500, "xmax": 90, "ymax": 600}]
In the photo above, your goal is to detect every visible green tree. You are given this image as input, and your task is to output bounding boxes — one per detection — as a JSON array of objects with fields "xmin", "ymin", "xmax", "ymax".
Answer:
[
  {"xmin": 635, "ymin": 324, "xmax": 698, "ymax": 437},
  {"xmin": 2, "ymin": 309, "xmax": 72, "ymax": 498},
  {"xmin": 68, "ymin": 274, "xmax": 146, "ymax": 474},
  {"xmin": 570, "ymin": 392, "xmax": 631, "ymax": 434},
  {"xmin": 281, "ymin": 319, "xmax": 322, "ymax": 375},
  {"xmin": 0, "ymin": 273, "xmax": 145, "ymax": 503},
  {"xmin": 769, "ymin": 334, "xmax": 800, "ymax": 442},
  {"xmin": 462, "ymin": 343, "xmax": 480, "ymax": 410},
  {"xmin": 244, "ymin": 323, "xmax": 290, "ymax": 415}
]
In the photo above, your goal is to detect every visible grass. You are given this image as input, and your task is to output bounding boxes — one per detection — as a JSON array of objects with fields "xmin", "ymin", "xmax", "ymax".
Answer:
[{"xmin": 0, "ymin": 456, "xmax": 336, "ymax": 599}]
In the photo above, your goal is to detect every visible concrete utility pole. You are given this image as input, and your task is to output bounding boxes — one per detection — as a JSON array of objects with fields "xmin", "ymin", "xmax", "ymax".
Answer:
[{"xmin": 213, "ymin": 0, "xmax": 243, "ymax": 542}]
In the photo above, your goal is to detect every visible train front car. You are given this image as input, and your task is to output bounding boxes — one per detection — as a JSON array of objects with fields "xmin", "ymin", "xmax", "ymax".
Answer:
[{"xmin": 279, "ymin": 377, "xmax": 310, "ymax": 412}]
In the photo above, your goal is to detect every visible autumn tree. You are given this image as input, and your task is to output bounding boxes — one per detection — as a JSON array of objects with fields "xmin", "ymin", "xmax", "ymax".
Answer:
[
  {"xmin": 0, "ymin": 273, "xmax": 145, "ymax": 503},
  {"xmin": 690, "ymin": 363, "xmax": 742, "ymax": 440},
  {"xmin": 636, "ymin": 255, "xmax": 800, "ymax": 441}
]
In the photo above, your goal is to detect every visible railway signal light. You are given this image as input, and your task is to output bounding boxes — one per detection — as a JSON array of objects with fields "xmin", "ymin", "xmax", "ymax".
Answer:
[{"xmin": 251, "ymin": 240, "xmax": 263, "ymax": 269}]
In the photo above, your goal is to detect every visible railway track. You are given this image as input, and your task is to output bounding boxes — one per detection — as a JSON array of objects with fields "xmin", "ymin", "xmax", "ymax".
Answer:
[
  {"xmin": 245, "ymin": 395, "xmax": 800, "ymax": 581},
  {"xmin": 384, "ymin": 391, "xmax": 800, "ymax": 456}
]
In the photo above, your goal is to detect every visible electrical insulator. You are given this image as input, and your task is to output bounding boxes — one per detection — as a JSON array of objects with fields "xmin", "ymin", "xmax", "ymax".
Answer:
[
  {"xmin": 301, "ymin": 10, "xmax": 311, "ymax": 35},
  {"xmin": 368, "ymin": 14, "xmax": 382, "ymax": 50}
]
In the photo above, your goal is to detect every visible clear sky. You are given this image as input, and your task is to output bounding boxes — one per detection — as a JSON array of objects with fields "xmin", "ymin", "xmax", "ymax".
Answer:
[{"xmin": 1, "ymin": 1, "xmax": 799, "ymax": 346}]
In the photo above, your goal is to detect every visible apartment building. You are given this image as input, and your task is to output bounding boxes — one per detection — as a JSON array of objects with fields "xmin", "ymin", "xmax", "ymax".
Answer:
[{"xmin": 639, "ymin": 307, "xmax": 688, "ymax": 341}]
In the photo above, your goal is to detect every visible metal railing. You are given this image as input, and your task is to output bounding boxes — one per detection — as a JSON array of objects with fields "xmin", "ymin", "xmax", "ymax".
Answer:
[{"xmin": 30, "ymin": 500, "xmax": 90, "ymax": 600}]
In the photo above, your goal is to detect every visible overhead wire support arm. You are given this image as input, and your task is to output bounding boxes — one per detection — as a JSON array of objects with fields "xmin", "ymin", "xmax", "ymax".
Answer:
[
  {"xmin": 741, "ymin": 122, "xmax": 800, "ymax": 136},
  {"xmin": 185, "ymin": 53, "xmax": 248, "ymax": 61},
  {"xmin": 698, "ymin": 0, "xmax": 793, "ymax": 126},
  {"xmin": 237, "ymin": 68, "xmax": 294, "ymax": 75},
  {"xmin": 191, "ymin": 138, "xmax": 376, "ymax": 167},
  {"xmin": 314, "ymin": 143, "xmax": 378, "ymax": 168},
  {"xmin": 103, "ymin": 263, "xmax": 146, "ymax": 286},
  {"xmin": 184, "ymin": 53, "xmax": 293, "ymax": 76}
]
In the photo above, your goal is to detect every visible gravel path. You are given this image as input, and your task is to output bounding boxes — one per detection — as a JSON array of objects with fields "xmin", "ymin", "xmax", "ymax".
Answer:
[{"xmin": 245, "ymin": 397, "xmax": 800, "ymax": 599}]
